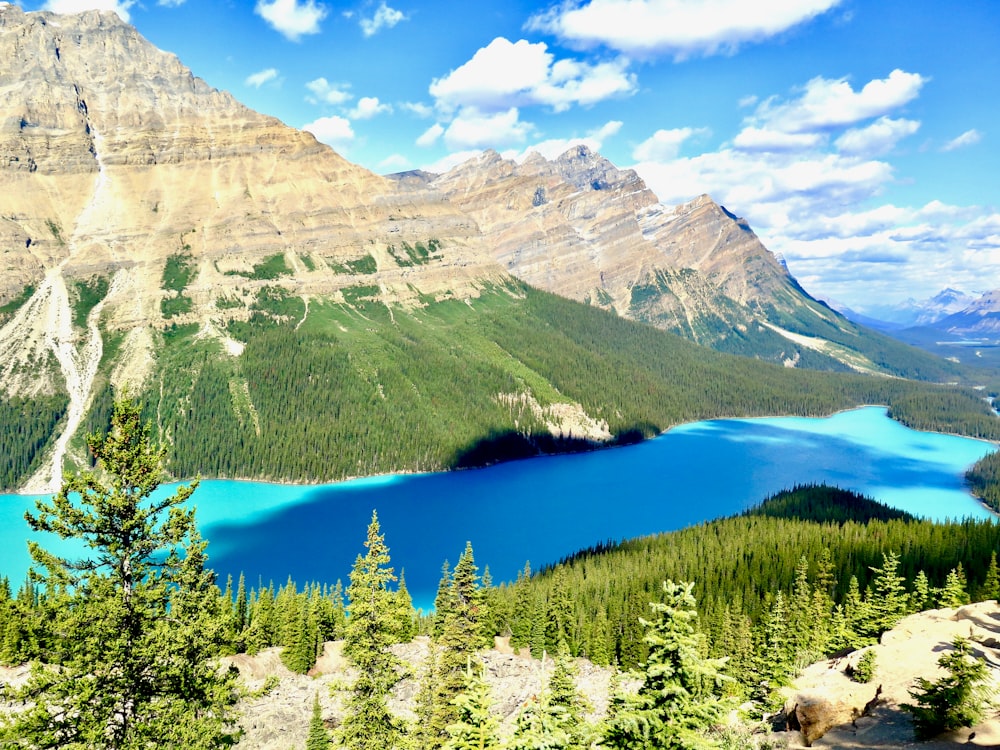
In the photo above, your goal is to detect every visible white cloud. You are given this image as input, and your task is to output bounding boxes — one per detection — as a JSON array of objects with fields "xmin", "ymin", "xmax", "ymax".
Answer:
[
  {"xmin": 506, "ymin": 120, "xmax": 624, "ymax": 161},
  {"xmin": 359, "ymin": 2, "xmax": 406, "ymax": 37},
  {"xmin": 751, "ymin": 70, "xmax": 926, "ymax": 134},
  {"xmin": 443, "ymin": 107, "xmax": 534, "ymax": 150},
  {"xmin": 305, "ymin": 78, "xmax": 352, "ymax": 105},
  {"xmin": 942, "ymin": 129, "xmax": 982, "ymax": 152},
  {"xmin": 732, "ymin": 127, "xmax": 825, "ymax": 153},
  {"xmin": 416, "ymin": 123, "xmax": 445, "ymax": 148},
  {"xmin": 44, "ymin": 0, "xmax": 136, "ymax": 21},
  {"xmin": 429, "ymin": 37, "xmax": 635, "ymax": 114},
  {"xmin": 834, "ymin": 116, "xmax": 919, "ymax": 156},
  {"xmin": 378, "ymin": 153, "xmax": 411, "ymax": 171},
  {"xmin": 302, "ymin": 115, "xmax": 354, "ymax": 150},
  {"xmin": 632, "ymin": 127, "xmax": 707, "ymax": 161},
  {"xmin": 349, "ymin": 96, "xmax": 392, "ymax": 120},
  {"xmin": 245, "ymin": 68, "xmax": 279, "ymax": 89},
  {"xmin": 527, "ymin": 0, "xmax": 841, "ymax": 59},
  {"xmin": 157, "ymin": 0, "xmax": 185, "ymax": 6},
  {"xmin": 255, "ymin": 0, "xmax": 327, "ymax": 42},
  {"xmin": 403, "ymin": 102, "xmax": 435, "ymax": 118}
]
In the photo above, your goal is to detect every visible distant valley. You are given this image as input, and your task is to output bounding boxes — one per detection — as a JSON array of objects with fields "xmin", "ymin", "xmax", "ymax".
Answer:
[{"xmin": 827, "ymin": 288, "xmax": 1000, "ymax": 368}]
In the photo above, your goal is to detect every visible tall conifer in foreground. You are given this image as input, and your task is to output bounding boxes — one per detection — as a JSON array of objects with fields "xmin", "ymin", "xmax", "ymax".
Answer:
[
  {"xmin": 0, "ymin": 397, "xmax": 239, "ymax": 749},
  {"xmin": 604, "ymin": 580, "xmax": 729, "ymax": 750},
  {"xmin": 340, "ymin": 511, "xmax": 406, "ymax": 750}
]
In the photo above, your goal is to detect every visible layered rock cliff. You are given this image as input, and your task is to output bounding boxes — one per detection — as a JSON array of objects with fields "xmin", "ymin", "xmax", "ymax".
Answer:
[{"xmin": 420, "ymin": 146, "xmax": 830, "ymax": 348}]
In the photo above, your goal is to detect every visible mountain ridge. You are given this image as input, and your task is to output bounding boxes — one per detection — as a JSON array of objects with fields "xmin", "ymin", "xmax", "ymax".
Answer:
[{"xmin": 0, "ymin": 5, "xmax": 990, "ymax": 493}]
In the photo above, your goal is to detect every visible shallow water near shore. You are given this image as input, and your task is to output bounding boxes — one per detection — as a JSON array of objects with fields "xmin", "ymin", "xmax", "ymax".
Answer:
[{"xmin": 1, "ymin": 406, "xmax": 995, "ymax": 610}]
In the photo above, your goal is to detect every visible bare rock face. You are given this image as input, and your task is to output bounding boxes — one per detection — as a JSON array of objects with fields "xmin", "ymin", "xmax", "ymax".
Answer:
[
  {"xmin": 426, "ymin": 146, "xmax": 810, "ymax": 345},
  {"xmin": 0, "ymin": 2, "xmax": 504, "ymax": 337},
  {"xmin": 781, "ymin": 602, "xmax": 1000, "ymax": 748},
  {"xmin": 226, "ymin": 637, "xmax": 619, "ymax": 750}
]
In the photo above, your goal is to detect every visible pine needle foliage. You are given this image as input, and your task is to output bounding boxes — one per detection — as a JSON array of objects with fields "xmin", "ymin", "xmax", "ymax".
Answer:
[
  {"xmin": 442, "ymin": 662, "xmax": 500, "ymax": 750},
  {"xmin": 340, "ymin": 511, "xmax": 407, "ymax": 750},
  {"xmin": 902, "ymin": 636, "xmax": 994, "ymax": 740},
  {"xmin": 307, "ymin": 692, "xmax": 331, "ymax": 750},
  {"xmin": 0, "ymin": 396, "xmax": 239, "ymax": 749},
  {"xmin": 604, "ymin": 580, "xmax": 730, "ymax": 749}
]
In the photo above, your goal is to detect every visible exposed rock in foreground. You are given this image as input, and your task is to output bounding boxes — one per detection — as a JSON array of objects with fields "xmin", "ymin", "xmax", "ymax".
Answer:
[
  {"xmin": 229, "ymin": 637, "xmax": 616, "ymax": 749},
  {"xmin": 780, "ymin": 601, "xmax": 1000, "ymax": 748}
]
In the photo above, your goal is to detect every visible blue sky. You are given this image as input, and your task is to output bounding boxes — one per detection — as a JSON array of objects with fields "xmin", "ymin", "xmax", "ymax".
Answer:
[{"xmin": 18, "ymin": 0, "xmax": 1000, "ymax": 310}]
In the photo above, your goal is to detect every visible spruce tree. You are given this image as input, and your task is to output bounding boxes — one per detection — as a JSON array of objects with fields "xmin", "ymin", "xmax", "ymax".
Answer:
[
  {"xmin": 340, "ymin": 511, "xmax": 406, "ymax": 750},
  {"xmin": 938, "ymin": 566, "xmax": 971, "ymax": 608},
  {"xmin": 442, "ymin": 662, "xmax": 500, "ymax": 750},
  {"xmin": 866, "ymin": 551, "xmax": 908, "ymax": 635},
  {"xmin": 548, "ymin": 646, "xmax": 592, "ymax": 749},
  {"xmin": 392, "ymin": 570, "xmax": 417, "ymax": 643},
  {"xmin": 604, "ymin": 580, "xmax": 729, "ymax": 749},
  {"xmin": 307, "ymin": 692, "xmax": 331, "ymax": 750},
  {"xmin": 433, "ymin": 560, "xmax": 453, "ymax": 638},
  {"xmin": 507, "ymin": 693, "xmax": 572, "ymax": 750},
  {"xmin": 0, "ymin": 396, "xmax": 239, "ymax": 749},
  {"xmin": 510, "ymin": 562, "xmax": 533, "ymax": 651},
  {"xmin": 980, "ymin": 552, "xmax": 1000, "ymax": 601},
  {"xmin": 902, "ymin": 636, "xmax": 993, "ymax": 739},
  {"xmin": 910, "ymin": 570, "xmax": 933, "ymax": 613},
  {"xmin": 428, "ymin": 543, "xmax": 485, "ymax": 747}
]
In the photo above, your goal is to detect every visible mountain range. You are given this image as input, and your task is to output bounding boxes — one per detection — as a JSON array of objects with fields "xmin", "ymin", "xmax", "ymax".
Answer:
[{"xmin": 0, "ymin": 5, "xmax": 992, "ymax": 493}]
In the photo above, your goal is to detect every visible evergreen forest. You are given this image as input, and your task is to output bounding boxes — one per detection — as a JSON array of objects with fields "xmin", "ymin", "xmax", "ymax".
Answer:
[
  {"xmin": 3, "ymin": 410, "xmax": 1000, "ymax": 749},
  {"xmin": 2, "ymin": 282, "xmax": 1000, "ymax": 496}
]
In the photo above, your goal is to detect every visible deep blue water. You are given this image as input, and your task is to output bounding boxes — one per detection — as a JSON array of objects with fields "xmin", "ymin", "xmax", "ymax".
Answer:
[{"xmin": 1, "ymin": 407, "xmax": 996, "ymax": 610}]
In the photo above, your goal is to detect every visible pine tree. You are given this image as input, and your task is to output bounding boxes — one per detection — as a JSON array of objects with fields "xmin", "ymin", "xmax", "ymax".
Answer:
[
  {"xmin": 587, "ymin": 608, "xmax": 612, "ymax": 667},
  {"xmin": 841, "ymin": 575, "xmax": 870, "ymax": 648},
  {"xmin": 392, "ymin": 570, "xmax": 417, "ymax": 643},
  {"xmin": 867, "ymin": 551, "xmax": 908, "ymax": 636},
  {"xmin": 910, "ymin": 570, "xmax": 933, "ymax": 613},
  {"xmin": 756, "ymin": 591, "xmax": 792, "ymax": 694},
  {"xmin": 787, "ymin": 556, "xmax": 818, "ymax": 669},
  {"xmin": 938, "ymin": 566, "xmax": 971, "ymax": 608},
  {"xmin": 507, "ymin": 693, "xmax": 573, "ymax": 750},
  {"xmin": 548, "ymin": 646, "xmax": 592, "ymax": 749},
  {"xmin": 340, "ymin": 511, "xmax": 406, "ymax": 750},
  {"xmin": 442, "ymin": 662, "xmax": 500, "ymax": 750},
  {"xmin": 545, "ymin": 568, "xmax": 574, "ymax": 654},
  {"xmin": 428, "ymin": 543, "xmax": 485, "ymax": 747},
  {"xmin": 902, "ymin": 636, "xmax": 993, "ymax": 739},
  {"xmin": 307, "ymin": 691, "xmax": 331, "ymax": 750},
  {"xmin": 0, "ymin": 396, "xmax": 239, "ymax": 749},
  {"xmin": 434, "ymin": 560, "xmax": 453, "ymax": 638},
  {"xmin": 510, "ymin": 562, "xmax": 533, "ymax": 650},
  {"xmin": 980, "ymin": 552, "xmax": 1000, "ymax": 601},
  {"xmin": 604, "ymin": 580, "xmax": 730, "ymax": 749}
]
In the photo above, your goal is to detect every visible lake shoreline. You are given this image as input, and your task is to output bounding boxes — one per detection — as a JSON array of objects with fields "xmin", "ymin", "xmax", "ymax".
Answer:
[{"xmin": 7, "ymin": 403, "xmax": 998, "ymax": 498}]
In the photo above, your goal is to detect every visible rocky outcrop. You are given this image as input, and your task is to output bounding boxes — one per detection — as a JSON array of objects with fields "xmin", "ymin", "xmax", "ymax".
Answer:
[
  {"xmin": 227, "ymin": 637, "xmax": 617, "ymax": 750},
  {"xmin": 781, "ymin": 602, "xmax": 1000, "ymax": 748}
]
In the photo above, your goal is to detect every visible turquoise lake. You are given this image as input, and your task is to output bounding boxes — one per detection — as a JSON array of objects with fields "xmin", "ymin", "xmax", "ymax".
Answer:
[{"xmin": 1, "ymin": 406, "xmax": 996, "ymax": 610}]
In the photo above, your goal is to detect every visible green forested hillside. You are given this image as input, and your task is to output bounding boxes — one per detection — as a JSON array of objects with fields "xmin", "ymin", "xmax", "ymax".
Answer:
[
  {"xmin": 2, "ymin": 282, "xmax": 998, "ymax": 490},
  {"xmin": 495, "ymin": 485, "xmax": 1000, "ymax": 676},
  {"xmin": 146, "ymin": 283, "xmax": 1000, "ymax": 484}
]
